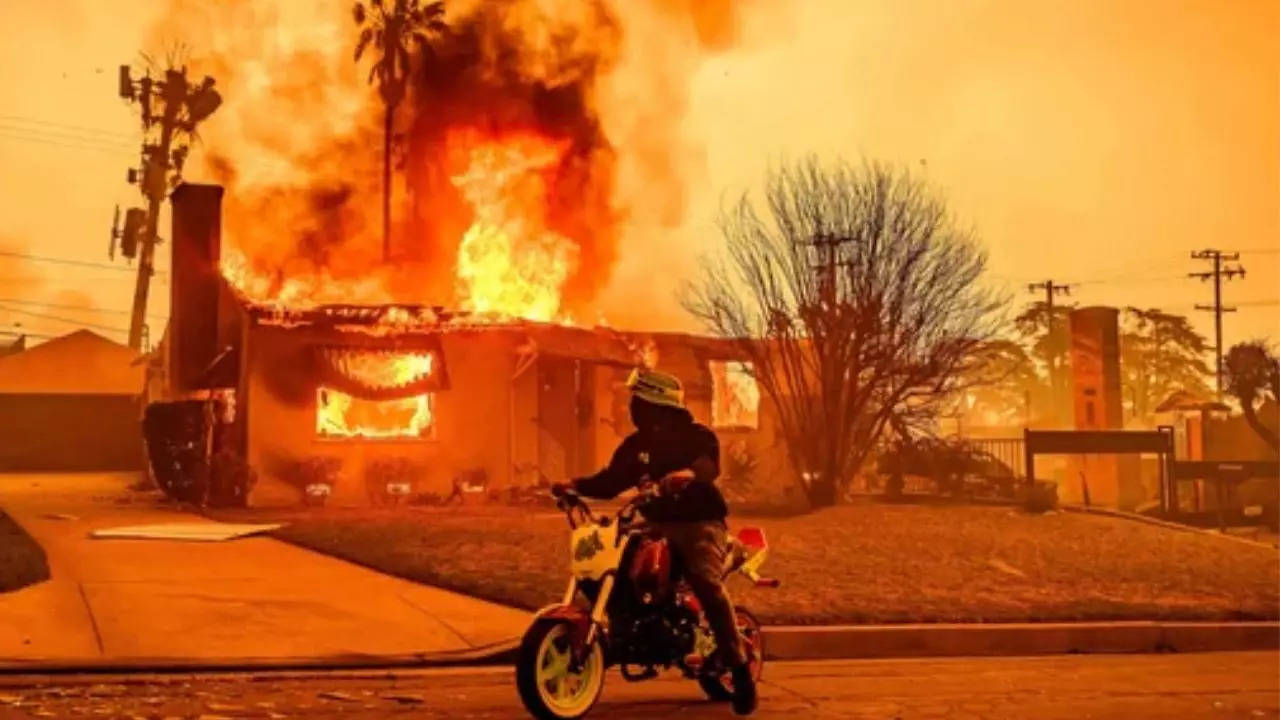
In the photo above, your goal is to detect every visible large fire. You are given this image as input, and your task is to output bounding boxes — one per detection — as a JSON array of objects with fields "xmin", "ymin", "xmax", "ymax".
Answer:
[
  {"xmin": 449, "ymin": 129, "xmax": 578, "ymax": 322},
  {"xmin": 158, "ymin": 0, "xmax": 747, "ymax": 325}
]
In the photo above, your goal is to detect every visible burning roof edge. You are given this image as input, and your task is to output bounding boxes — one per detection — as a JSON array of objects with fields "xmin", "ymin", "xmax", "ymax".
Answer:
[{"xmin": 225, "ymin": 279, "xmax": 753, "ymax": 367}]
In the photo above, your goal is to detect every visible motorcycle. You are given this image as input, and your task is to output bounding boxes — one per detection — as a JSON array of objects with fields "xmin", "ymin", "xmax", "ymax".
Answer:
[{"xmin": 515, "ymin": 484, "xmax": 780, "ymax": 719}]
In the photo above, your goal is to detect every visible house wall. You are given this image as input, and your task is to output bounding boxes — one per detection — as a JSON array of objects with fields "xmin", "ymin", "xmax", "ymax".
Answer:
[
  {"xmin": 0, "ymin": 393, "xmax": 144, "ymax": 472},
  {"xmin": 648, "ymin": 337, "xmax": 793, "ymax": 498},
  {"xmin": 243, "ymin": 325, "xmax": 521, "ymax": 506}
]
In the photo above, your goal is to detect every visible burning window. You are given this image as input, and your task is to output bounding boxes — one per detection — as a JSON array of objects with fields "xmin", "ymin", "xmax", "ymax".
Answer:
[
  {"xmin": 314, "ymin": 349, "xmax": 438, "ymax": 440},
  {"xmin": 316, "ymin": 389, "xmax": 434, "ymax": 439},
  {"xmin": 710, "ymin": 361, "xmax": 760, "ymax": 430}
]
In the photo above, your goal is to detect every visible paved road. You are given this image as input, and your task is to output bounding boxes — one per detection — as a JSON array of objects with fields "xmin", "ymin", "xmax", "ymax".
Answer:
[
  {"xmin": 0, "ymin": 652, "xmax": 1275, "ymax": 719},
  {"xmin": 0, "ymin": 472, "xmax": 528, "ymax": 663}
]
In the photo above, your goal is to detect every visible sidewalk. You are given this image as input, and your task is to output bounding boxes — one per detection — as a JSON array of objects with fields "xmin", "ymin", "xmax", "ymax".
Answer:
[{"xmin": 0, "ymin": 473, "xmax": 530, "ymax": 668}]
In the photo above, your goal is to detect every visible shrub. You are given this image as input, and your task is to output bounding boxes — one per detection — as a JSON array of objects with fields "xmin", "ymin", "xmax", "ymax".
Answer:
[
  {"xmin": 208, "ymin": 449, "xmax": 257, "ymax": 508},
  {"xmin": 364, "ymin": 457, "xmax": 421, "ymax": 506},
  {"xmin": 1021, "ymin": 481, "xmax": 1059, "ymax": 514},
  {"xmin": 284, "ymin": 456, "xmax": 343, "ymax": 507}
]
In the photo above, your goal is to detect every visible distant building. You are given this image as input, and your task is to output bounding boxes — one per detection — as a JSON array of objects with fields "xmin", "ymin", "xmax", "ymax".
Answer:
[
  {"xmin": 0, "ymin": 334, "xmax": 25, "ymax": 357},
  {"xmin": 0, "ymin": 330, "xmax": 145, "ymax": 472}
]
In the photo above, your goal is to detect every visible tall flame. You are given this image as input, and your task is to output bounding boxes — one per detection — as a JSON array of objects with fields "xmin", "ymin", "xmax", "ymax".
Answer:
[
  {"xmin": 155, "ymin": 0, "xmax": 748, "ymax": 325},
  {"xmin": 448, "ymin": 129, "xmax": 577, "ymax": 321}
]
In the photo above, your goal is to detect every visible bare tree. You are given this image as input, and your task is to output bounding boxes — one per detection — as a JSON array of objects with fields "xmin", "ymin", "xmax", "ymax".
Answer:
[
  {"xmin": 1224, "ymin": 340, "xmax": 1279, "ymax": 450},
  {"xmin": 684, "ymin": 158, "xmax": 1000, "ymax": 507}
]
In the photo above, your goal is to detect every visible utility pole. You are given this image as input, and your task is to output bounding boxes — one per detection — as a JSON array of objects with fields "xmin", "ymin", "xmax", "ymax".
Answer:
[
  {"xmin": 115, "ymin": 64, "xmax": 221, "ymax": 351},
  {"xmin": 1027, "ymin": 280, "xmax": 1073, "ymax": 426},
  {"xmin": 1189, "ymin": 249, "xmax": 1246, "ymax": 400},
  {"xmin": 1027, "ymin": 279, "xmax": 1072, "ymax": 310}
]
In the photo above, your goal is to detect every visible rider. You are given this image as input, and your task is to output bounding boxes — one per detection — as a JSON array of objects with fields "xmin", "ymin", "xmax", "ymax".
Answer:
[{"xmin": 554, "ymin": 367, "xmax": 758, "ymax": 716}]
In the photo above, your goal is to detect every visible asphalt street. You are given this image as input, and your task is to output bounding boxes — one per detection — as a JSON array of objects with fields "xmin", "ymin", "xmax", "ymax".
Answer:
[{"xmin": 0, "ymin": 652, "xmax": 1275, "ymax": 719}]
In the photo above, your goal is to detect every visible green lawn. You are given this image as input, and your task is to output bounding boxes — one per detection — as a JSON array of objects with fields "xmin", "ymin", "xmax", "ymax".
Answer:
[
  {"xmin": 0, "ymin": 510, "xmax": 49, "ymax": 593},
  {"xmin": 220, "ymin": 502, "xmax": 1279, "ymax": 625}
]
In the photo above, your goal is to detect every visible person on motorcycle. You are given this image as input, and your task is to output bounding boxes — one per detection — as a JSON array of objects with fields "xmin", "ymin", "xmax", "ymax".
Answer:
[{"xmin": 553, "ymin": 367, "xmax": 758, "ymax": 716}]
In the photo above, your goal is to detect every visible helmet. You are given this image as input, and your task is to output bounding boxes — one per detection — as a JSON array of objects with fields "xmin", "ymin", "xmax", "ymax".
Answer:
[{"xmin": 625, "ymin": 368, "xmax": 685, "ymax": 410}]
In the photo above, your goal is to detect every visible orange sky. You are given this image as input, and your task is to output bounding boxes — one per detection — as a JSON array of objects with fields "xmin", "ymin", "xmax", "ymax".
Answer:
[{"xmin": 1, "ymin": 0, "xmax": 1276, "ymax": 349}]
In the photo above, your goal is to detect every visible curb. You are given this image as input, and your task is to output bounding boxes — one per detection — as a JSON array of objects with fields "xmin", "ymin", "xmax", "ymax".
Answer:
[
  {"xmin": 1061, "ymin": 504, "xmax": 1278, "ymax": 549},
  {"xmin": 0, "ymin": 640, "xmax": 519, "ymax": 676},
  {"xmin": 2, "ymin": 622, "xmax": 1276, "ymax": 675},
  {"xmin": 762, "ymin": 621, "xmax": 1280, "ymax": 660}
]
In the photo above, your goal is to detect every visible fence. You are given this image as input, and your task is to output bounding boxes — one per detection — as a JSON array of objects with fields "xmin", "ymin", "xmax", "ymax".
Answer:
[{"xmin": 966, "ymin": 437, "xmax": 1026, "ymax": 478}]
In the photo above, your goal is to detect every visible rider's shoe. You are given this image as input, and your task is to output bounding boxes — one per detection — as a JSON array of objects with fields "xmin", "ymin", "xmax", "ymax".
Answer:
[{"xmin": 730, "ymin": 663, "xmax": 758, "ymax": 716}]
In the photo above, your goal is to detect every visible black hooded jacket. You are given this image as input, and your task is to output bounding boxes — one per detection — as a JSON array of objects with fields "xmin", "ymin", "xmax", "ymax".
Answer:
[{"xmin": 573, "ymin": 416, "xmax": 728, "ymax": 523}]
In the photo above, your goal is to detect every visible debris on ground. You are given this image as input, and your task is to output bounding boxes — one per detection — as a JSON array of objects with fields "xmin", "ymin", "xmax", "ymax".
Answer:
[{"xmin": 89, "ymin": 523, "xmax": 283, "ymax": 541}]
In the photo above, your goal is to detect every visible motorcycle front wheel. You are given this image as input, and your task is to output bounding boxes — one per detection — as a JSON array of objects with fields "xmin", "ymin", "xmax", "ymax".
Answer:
[
  {"xmin": 698, "ymin": 606, "xmax": 764, "ymax": 702},
  {"xmin": 516, "ymin": 618, "xmax": 605, "ymax": 720}
]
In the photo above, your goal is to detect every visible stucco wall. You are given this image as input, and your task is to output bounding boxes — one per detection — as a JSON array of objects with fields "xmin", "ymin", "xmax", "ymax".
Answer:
[
  {"xmin": 649, "ymin": 338, "xmax": 793, "ymax": 499},
  {"xmin": 244, "ymin": 325, "xmax": 520, "ymax": 506}
]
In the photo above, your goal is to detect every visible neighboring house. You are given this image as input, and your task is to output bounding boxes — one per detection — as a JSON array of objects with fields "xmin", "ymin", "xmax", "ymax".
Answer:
[
  {"xmin": 1, "ymin": 334, "xmax": 25, "ymax": 357},
  {"xmin": 154, "ymin": 183, "xmax": 785, "ymax": 507},
  {"xmin": 0, "ymin": 330, "xmax": 145, "ymax": 472}
]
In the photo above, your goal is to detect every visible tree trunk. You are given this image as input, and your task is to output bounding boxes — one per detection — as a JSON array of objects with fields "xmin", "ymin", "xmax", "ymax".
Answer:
[
  {"xmin": 1241, "ymin": 400, "xmax": 1279, "ymax": 450},
  {"xmin": 382, "ymin": 103, "xmax": 393, "ymax": 262},
  {"xmin": 806, "ymin": 476, "xmax": 838, "ymax": 508}
]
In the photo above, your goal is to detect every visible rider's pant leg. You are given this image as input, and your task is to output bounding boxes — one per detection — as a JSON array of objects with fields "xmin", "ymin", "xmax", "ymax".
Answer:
[{"xmin": 656, "ymin": 520, "xmax": 748, "ymax": 667}]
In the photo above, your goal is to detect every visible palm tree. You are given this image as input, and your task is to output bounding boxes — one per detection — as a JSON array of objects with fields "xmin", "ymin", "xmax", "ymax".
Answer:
[{"xmin": 354, "ymin": 0, "xmax": 446, "ymax": 261}]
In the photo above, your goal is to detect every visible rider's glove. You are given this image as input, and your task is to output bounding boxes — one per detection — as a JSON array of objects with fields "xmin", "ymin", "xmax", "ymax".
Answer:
[{"xmin": 660, "ymin": 474, "xmax": 694, "ymax": 496}]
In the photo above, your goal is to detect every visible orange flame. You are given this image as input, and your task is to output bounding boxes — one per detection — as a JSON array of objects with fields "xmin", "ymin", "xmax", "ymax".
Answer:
[
  {"xmin": 447, "ymin": 129, "xmax": 578, "ymax": 322},
  {"xmin": 316, "ymin": 352, "xmax": 436, "ymax": 438}
]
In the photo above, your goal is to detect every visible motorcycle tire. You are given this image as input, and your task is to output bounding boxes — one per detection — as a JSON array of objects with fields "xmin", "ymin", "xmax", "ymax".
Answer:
[
  {"xmin": 516, "ymin": 618, "xmax": 606, "ymax": 720},
  {"xmin": 698, "ymin": 606, "xmax": 764, "ymax": 702}
]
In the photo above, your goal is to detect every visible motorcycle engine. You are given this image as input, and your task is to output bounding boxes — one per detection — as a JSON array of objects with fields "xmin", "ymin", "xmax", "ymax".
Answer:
[{"xmin": 614, "ymin": 605, "xmax": 699, "ymax": 667}]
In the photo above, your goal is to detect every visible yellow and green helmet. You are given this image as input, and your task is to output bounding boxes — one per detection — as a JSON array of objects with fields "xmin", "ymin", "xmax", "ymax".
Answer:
[{"xmin": 625, "ymin": 367, "xmax": 685, "ymax": 410}]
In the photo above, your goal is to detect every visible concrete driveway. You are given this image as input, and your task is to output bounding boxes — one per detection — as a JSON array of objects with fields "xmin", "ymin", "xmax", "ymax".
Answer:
[{"xmin": 0, "ymin": 473, "xmax": 529, "ymax": 666}]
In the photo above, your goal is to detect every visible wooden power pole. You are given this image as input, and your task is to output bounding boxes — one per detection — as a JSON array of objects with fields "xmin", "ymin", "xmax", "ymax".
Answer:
[
  {"xmin": 1189, "ymin": 249, "xmax": 1246, "ymax": 400},
  {"xmin": 116, "ymin": 64, "xmax": 221, "ymax": 351},
  {"xmin": 1027, "ymin": 280, "xmax": 1073, "ymax": 426}
]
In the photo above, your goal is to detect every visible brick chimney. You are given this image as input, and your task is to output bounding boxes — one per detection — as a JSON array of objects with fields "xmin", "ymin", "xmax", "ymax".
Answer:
[{"xmin": 169, "ymin": 183, "xmax": 224, "ymax": 391}]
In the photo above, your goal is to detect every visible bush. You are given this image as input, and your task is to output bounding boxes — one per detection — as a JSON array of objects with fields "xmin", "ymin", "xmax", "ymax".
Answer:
[
  {"xmin": 284, "ymin": 456, "xmax": 343, "ymax": 507},
  {"xmin": 364, "ymin": 457, "xmax": 422, "ymax": 506},
  {"xmin": 720, "ymin": 441, "xmax": 760, "ymax": 501},
  {"xmin": 208, "ymin": 449, "xmax": 257, "ymax": 508},
  {"xmin": 1021, "ymin": 481, "xmax": 1059, "ymax": 514}
]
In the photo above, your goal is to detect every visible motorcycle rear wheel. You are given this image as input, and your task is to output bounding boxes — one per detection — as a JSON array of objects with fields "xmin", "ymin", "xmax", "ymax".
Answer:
[
  {"xmin": 698, "ymin": 606, "xmax": 764, "ymax": 702},
  {"xmin": 516, "ymin": 618, "xmax": 605, "ymax": 720}
]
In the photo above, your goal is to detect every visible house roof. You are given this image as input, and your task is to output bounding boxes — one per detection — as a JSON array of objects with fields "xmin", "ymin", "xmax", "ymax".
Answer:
[
  {"xmin": 0, "ymin": 334, "xmax": 25, "ymax": 357},
  {"xmin": 0, "ymin": 330, "xmax": 144, "ymax": 395},
  {"xmin": 1155, "ymin": 389, "xmax": 1230, "ymax": 413}
]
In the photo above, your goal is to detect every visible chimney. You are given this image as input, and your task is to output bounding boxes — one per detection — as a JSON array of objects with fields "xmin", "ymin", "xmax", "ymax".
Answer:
[{"xmin": 169, "ymin": 183, "xmax": 224, "ymax": 391}]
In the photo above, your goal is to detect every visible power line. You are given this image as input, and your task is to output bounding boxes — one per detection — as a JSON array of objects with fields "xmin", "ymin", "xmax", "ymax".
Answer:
[
  {"xmin": 0, "ymin": 274, "xmax": 166, "ymax": 285},
  {"xmin": 0, "ymin": 129, "xmax": 138, "ymax": 156},
  {"xmin": 0, "ymin": 303, "xmax": 129, "ymax": 334},
  {"xmin": 0, "ymin": 329, "xmax": 60, "ymax": 340},
  {"xmin": 0, "ymin": 114, "xmax": 135, "ymax": 139},
  {"xmin": 0, "ymin": 250, "xmax": 167, "ymax": 275},
  {"xmin": 0, "ymin": 121, "xmax": 134, "ymax": 148},
  {"xmin": 0, "ymin": 297, "xmax": 166, "ymax": 320}
]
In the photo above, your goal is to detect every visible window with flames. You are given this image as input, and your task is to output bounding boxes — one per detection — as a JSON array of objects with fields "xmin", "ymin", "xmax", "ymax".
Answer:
[
  {"xmin": 314, "ymin": 349, "xmax": 438, "ymax": 440},
  {"xmin": 710, "ymin": 360, "xmax": 760, "ymax": 430}
]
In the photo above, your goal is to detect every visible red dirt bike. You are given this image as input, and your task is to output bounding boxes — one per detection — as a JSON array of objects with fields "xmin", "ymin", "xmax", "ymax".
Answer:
[{"xmin": 515, "ymin": 484, "xmax": 779, "ymax": 719}]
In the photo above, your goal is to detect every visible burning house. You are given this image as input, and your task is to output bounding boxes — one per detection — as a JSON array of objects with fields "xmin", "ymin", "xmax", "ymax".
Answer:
[
  {"xmin": 137, "ymin": 0, "xmax": 781, "ymax": 506},
  {"xmin": 148, "ymin": 184, "xmax": 783, "ymax": 507}
]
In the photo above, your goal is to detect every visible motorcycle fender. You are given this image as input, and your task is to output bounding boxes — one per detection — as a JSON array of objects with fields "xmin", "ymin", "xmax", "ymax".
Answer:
[{"xmin": 532, "ymin": 604, "xmax": 592, "ymax": 654}]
